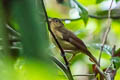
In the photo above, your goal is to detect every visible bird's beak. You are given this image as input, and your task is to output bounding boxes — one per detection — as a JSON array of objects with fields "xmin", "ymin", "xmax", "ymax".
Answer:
[{"xmin": 48, "ymin": 18, "xmax": 52, "ymax": 24}]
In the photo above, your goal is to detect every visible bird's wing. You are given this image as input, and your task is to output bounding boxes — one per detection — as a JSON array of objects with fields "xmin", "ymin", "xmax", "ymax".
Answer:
[
  {"xmin": 58, "ymin": 28, "xmax": 100, "ymax": 66},
  {"xmin": 59, "ymin": 28, "xmax": 89, "ymax": 53},
  {"xmin": 70, "ymin": 33, "xmax": 87, "ymax": 49},
  {"xmin": 68, "ymin": 36, "xmax": 89, "ymax": 53}
]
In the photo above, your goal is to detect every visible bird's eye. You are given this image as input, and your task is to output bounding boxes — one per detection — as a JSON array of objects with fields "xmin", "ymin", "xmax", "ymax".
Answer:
[{"xmin": 55, "ymin": 19, "xmax": 59, "ymax": 22}]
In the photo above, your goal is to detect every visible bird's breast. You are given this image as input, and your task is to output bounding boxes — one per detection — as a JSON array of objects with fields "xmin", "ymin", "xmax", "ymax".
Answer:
[{"xmin": 53, "ymin": 30, "xmax": 78, "ymax": 51}]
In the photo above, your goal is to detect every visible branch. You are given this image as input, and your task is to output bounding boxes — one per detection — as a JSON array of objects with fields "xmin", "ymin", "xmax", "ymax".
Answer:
[
  {"xmin": 96, "ymin": 65, "xmax": 107, "ymax": 79},
  {"xmin": 41, "ymin": 0, "xmax": 74, "ymax": 80},
  {"xmin": 98, "ymin": 0, "xmax": 113, "ymax": 66},
  {"xmin": 51, "ymin": 56, "xmax": 73, "ymax": 79},
  {"xmin": 58, "ymin": 74, "xmax": 95, "ymax": 77},
  {"xmin": 6, "ymin": 24, "xmax": 20, "ymax": 37},
  {"xmin": 89, "ymin": 15, "xmax": 120, "ymax": 19},
  {"xmin": 112, "ymin": 45, "xmax": 116, "ymax": 57},
  {"xmin": 73, "ymin": 74, "xmax": 95, "ymax": 76},
  {"xmin": 49, "ymin": 14, "xmax": 120, "ymax": 22},
  {"xmin": 104, "ymin": 45, "xmax": 116, "ymax": 80}
]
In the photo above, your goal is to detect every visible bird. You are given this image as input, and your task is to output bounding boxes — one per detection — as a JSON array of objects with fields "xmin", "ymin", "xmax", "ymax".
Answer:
[{"xmin": 49, "ymin": 18, "xmax": 100, "ymax": 66}]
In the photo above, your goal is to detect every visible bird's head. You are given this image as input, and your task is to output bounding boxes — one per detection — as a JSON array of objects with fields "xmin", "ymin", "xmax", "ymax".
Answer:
[{"xmin": 49, "ymin": 18, "xmax": 64, "ymax": 29}]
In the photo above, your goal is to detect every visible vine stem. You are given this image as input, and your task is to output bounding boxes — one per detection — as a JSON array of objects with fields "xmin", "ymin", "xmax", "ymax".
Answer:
[
  {"xmin": 98, "ymin": 0, "xmax": 114, "ymax": 66},
  {"xmin": 59, "ymin": 15, "xmax": 120, "ymax": 21},
  {"xmin": 41, "ymin": 0, "xmax": 74, "ymax": 80}
]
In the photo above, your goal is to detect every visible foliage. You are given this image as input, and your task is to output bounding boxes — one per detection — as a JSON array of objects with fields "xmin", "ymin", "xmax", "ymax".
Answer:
[
  {"xmin": 0, "ymin": 0, "xmax": 56, "ymax": 80},
  {"xmin": 96, "ymin": 0, "xmax": 104, "ymax": 4},
  {"xmin": 0, "ymin": 0, "xmax": 120, "ymax": 80}
]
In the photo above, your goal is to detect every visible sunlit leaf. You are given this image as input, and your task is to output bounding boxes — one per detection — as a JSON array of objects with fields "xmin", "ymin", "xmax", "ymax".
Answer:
[
  {"xmin": 15, "ymin": 58, "xmax": 57, "ymax": 80},
  {"xmin": 96, "ymin": 0, "xmax": 104, "ymax": 4},
  {"xmin": 90, "ymin": 43, "xmax": 112, "ymax": 55},
  {"xmin": 77, "ymin": 0, "xmax": 96, "ymax": 5},
  {"xmin": 115, "ymin": 69, "xmax": 120, "ymax": 80},
  {"xmin": 73, "ymin": 0, "xmax": 88, "ymax": 24}
]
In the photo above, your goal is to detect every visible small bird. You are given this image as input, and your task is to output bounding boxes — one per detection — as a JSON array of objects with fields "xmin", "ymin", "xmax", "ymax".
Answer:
[{"xmin": 49, "ymin": 18, "xmax": 100, "ymax": 66}]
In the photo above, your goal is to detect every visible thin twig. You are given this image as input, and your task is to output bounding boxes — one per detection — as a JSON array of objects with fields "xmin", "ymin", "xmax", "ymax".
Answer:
[
  {"xmin": 49, "ymin": 15, "xmax": 120, "ymax": 22},
  {"xmin": 89, "ymin": 15, "xmax": 120, "ymax": 19},
  {"xmin": 58, "ymin": 74, "xmax": 95, "ymax": 77},
  {"xmin": 96, "ymin": 65, "xmax": 106, "ymax": 78},
  {"xmin": 112, "ymin": 45, "xmax": 116, "ymax": 57},
  {"xmin": 6, "ymin": 24, "xmax": 20, "ymax": 37},
  {"xmin": 41, "ymin": 0, "xmax": 74, "ymax": 80},
  {"xmin": 73, "ymin": 74, "xmax": 95, "ymax": 76},
  {"xmin": 105, "ymin": 63, "xmax": 113, "ymax": 73},
  {"xmin": 98, "ymin": 0, "xmax": 114, "ymax": 66},
  {"xmin": 51, "ymin": 56, "xmax": 71, "ymax": 78},
  {"xmin": 106, "ymin": 45, "xmax": 116, "ymax": 73},
  {"xmin": 104, "ymin": 45, "xmax": 116, "ymax": 80},
  {"xmin": 51, "ymin": 57, "xmax": 95, "ymax": 77}
]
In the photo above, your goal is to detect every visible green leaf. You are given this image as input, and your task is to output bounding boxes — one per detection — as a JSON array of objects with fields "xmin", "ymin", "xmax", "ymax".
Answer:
[
  {"xmin": 90, "ymin": 43, "xmax": 112, "ymax": 55},
  {"xmin": 0, "ymin": 1, "xmax": 11, "ymax": 57},
  {"xmin": 113, "ymin": 48, "xmax": 120, "ymax": 57},
  {"xmin": 111, "ymin": 57, "xmax": 120, "ymax": 69},
  {"xmin": 8, "ymin": 0, "xmax": 57, "ymax": 79},
  {"xmin": 96, "ymin": 0, "xmax": 104, "ymax": 4},
  {"xmin": 116, "ymin": 0, "xmax": 120, "ymax": 2},
  {"xmin": 51, "ymin": 56, "xmax": 73, "ymax": 80},
  {"xmin": 73, "ymin": 0, "xmax": 88, "ymax": 24},
  {"xmin": 116, "ymin": 48, "xmax": 120, "ymax": 53},
  {"xmin": 0, "ymin": 1, "xmax": 16, "ymax": 80},
  {"xmin": 9, "ymin": 0, "xmax": 50, "ymax": 59}
]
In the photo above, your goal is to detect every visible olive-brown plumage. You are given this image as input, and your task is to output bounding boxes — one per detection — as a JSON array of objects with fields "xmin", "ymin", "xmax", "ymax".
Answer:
[{"xmin": 49, "ymin": 18, "xmax": 99, "ymax": 66}]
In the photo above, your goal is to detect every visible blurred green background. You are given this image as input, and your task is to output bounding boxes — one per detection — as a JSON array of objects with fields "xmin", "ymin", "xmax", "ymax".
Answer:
[
  {"xmin": 0, "ymin": 0, "xmax": 120, "ymax": 80},
  {"xmin": 46, "ymin": 0, "xmax": 120, "ymax": 80}
]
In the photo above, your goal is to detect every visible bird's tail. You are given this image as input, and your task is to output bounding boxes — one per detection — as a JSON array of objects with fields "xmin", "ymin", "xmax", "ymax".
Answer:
[{"xmin": 86, "ymin": 51, "xmax": 100, "ymax": 66}]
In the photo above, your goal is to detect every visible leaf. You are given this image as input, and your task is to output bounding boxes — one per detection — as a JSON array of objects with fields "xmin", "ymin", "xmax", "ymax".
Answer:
[
  {"xmin": 0, "ymin": 1, "xmax": 16, "ymax": 80},
  {"xmin": 51, "ymin": 56, "xmax": 73, "ymax": 80},
  {"xmin": 90, "ymin": 43, "xmax": 112, "ymax": 56},
  {"xmin": 0, "ymin": 1, "xmax": 11, "ymax": 57},
  {"xmin": 8, "ymin": 0, "xmax": 57, "ymax": 79},
  {"xmin": 111, "ymin": 57, "xmax": 120, "ymax": 69},
  {"xmin": 9, "ymin": 0, "xmax": 50, "ymax": 59},
  {"xmin": 73, "ymin": 0, "xmax": 88, "ymax": 24},
  {"xmin": 113, "ymin": 48, "xmax": 120, "ymax": 57},
  {"xmin": 116, "ymin": 0, "xmax": 120, "ymax": 2},
  {"xmin": 96, "ymin": 0, "xmax": 104, "ymax": 4},
  {"xmin": 56, "ymin": 0, "xmax": 71, "ymax": 7}
]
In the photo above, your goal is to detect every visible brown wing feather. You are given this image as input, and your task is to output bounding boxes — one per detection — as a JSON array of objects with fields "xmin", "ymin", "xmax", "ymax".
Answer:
[
  {"xmin": 69, "ymin": 32, "xmax": 87, "ymax": 49},
  {"xmin": 58, "ymin": 27, "xmax": 100, "ymax": 66},
  {"xmin": 68, "ymin": 36, "xmax": 100, "ymax": 66},
  {"xmin": 59, "ymin": 27, "xmax": 88, "ymax": 51}
]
